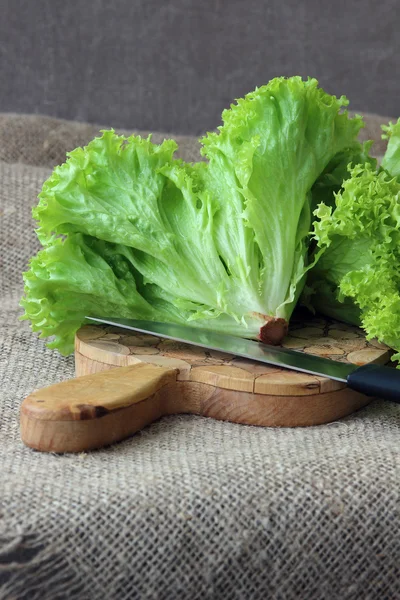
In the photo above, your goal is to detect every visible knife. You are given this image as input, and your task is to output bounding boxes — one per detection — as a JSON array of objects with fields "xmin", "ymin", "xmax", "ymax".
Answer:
[{"xmin": 86, "ymin": 316, "xmax": 400, "ymax": 404}]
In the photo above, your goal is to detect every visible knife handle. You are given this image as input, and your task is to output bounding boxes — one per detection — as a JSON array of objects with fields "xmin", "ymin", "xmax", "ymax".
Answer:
[
  {"xmin": 347, "ymin": 363, "xmax": 400, "ymax": 403},
  {"xmin": 20, "ymin": 363, "xmax": 177, "ymax": 453}
]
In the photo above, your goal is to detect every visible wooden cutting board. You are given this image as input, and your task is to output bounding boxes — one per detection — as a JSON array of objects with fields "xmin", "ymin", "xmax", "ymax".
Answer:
[{"xmin": 20, "ymin": 316, "xmax": 391, "ymax": 453}]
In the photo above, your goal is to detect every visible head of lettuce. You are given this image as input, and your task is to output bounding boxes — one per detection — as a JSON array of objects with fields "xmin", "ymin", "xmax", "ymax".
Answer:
[{"xmin": 21, "ymin": 76, "xmax": 365, "ymax": 355}]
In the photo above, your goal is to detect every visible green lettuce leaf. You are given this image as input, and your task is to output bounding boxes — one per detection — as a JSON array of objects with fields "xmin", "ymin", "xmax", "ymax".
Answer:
[
  {"xmin": 308, "ymin": 163, "xmax": 400, "ymax": 358},
  {"xmin": 21, "ymin": 76, "xmax": 364, "ymax": 354},
  {"xmin": 21, "ymin": 233, "xmax": 262, "ymax": 355},
  {"xmin": 21, "ymin": 235, "xmax": 157, "ymax": 355},
  {"xmin": 310, "ymin": 141, "xmax": 376, "ymax": 211},
  {"xmin": 200, "ymin": 78, "xmax": 363, "ymax": 323},
  {"xmin": 381, "ymin": 118, "xmax": 400, "ymax": 179}
]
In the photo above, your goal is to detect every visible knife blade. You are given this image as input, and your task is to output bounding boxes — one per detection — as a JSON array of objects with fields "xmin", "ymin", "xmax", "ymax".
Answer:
[{"xmin": 86, "ymin": 316, "xmax": 400, "ymax": 403}]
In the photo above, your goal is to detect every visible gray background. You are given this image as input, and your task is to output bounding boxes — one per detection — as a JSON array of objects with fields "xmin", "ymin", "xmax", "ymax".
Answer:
[{"xmin": 0, "ymin": 0, "xmax": 399, "ymax": 135}]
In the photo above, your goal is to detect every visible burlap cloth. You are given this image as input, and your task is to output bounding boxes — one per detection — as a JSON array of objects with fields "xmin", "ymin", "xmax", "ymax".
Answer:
[{"xmin": 0, "ymin": 112, "xmax": 399, "ymax": 600}]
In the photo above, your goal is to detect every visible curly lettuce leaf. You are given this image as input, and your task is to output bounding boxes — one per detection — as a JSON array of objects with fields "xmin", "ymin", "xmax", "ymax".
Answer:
[
  {"xmin": 200, "ymin": 77, "xmax": 363, "ymax": 319},
  {"xmin": 21, "ymin": 76, "xmax": 365, "ymax": 354},
  {"xmin": 311, "ymin": 141, "xmax": 376, "ymax": 211},
  {"xmin": 21, "ymin": 234, "xmax": 157, "ymax": 355},
  {"xmin": 381, "ymin": 118, "xmax": 400, "ymax": 179},
  {"xmin": 21, "ymin": 233, "xmax": 265, "ymax": 355},
  {"xmin": 308, "ymin": 163, "xmax": 400, "ymax": 358}
]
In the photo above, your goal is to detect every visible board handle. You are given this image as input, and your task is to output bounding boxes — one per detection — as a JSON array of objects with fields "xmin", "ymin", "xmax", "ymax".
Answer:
[
  {"xmin": 347, "ymin": 363, "xmax": 400, "ymax": 403},
  {"xmin": 20, "ymin": 363, "xmax": 177, "ymax": 453}
]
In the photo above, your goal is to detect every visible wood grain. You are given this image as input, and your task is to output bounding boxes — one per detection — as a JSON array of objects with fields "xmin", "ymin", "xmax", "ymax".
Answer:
[
  {"xmin": 22, "ymin": 363, "xmax": 176, "ymax": 420},
  {"xmin": 20, "ymin": 317, "xmax": 391, "ymax": 453},
  {"xmin": 75, "ymin": 321, "xmax": 390, "ymax": 396}
]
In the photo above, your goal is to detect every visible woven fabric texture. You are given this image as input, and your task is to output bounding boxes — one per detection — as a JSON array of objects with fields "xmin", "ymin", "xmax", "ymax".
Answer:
[
  {"xmin": 1, "ymin": 0, "xmax": 399, "ymax": 134},
  {"xmin": 0, "ymin": 113, "xmax": 399, "ymax": 600}
]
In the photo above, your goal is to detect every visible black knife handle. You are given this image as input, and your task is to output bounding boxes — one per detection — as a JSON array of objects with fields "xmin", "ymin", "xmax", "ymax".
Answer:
[{"xmin": 347, "ymin": 363, "xmax": 400, "ymax": 404}]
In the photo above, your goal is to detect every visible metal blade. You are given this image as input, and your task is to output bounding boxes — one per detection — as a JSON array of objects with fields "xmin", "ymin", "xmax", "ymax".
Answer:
[{"xmin": 86, "ymin": 317, "xmax": 358, "ymax": 383}]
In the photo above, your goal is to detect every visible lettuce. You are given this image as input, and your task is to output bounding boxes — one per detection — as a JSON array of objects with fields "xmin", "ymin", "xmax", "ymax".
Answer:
[
  {"xmin": 310, "ymin": 141, "xmax": 376, "ymax": 211},
  {"xmin": 21, "ymin": 76, "xmax": 364, "ymax": 354},
  {"xmin": 381, "ymin": 118, "xmax": 400, "ymax": 180},
  {"xmin": 308, "ymin": 163, "xmax": 400, "ymax": 359}
]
